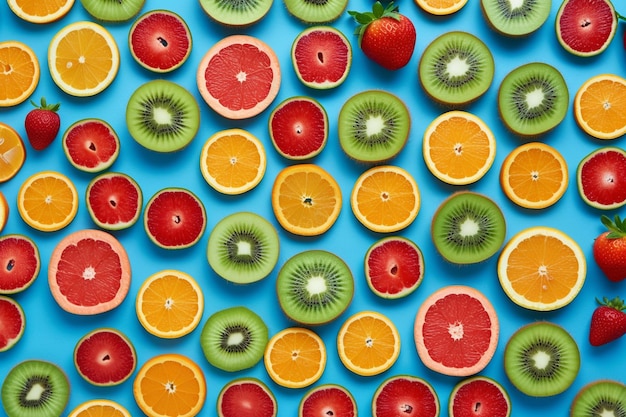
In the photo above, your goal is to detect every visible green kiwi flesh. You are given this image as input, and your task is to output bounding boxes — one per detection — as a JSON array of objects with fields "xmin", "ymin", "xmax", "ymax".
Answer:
[
  {"xmin": 419, "ymin": 31, "xmax": 495, "ymax": 106},
  {"xmin": 80, "ymin": 0, "xmax": 145, "ymax": 22},
  {"xmin": 504, "ymin": 321, "xmax": 580, "ymax": 397},
  {"xmin": 276, "ymin": 250, "xmax": 354, "ymax": 325},
  {"xmin": 498, "ymin": 62, "xmax": 569, "ymax": 137},
  {"xmin": 570, "ymin": 380, "xmax": 626, "ymax": 417},
  {"xmin": 1, "ymin": 360, "xmax": 70, "ymax": 417},
  {"xmin": 126, "ymin": 79, "xmax": 200, "ymax": 153},
  {"xmin": 283, "ymin": 0, "xmax": 348, "ymax": 23},
  {"xmin": 200, "ymin": 306, "xmax": 269, "ymax": 372},
  {"xmin": 199, "ymin": 0, "xmax": 273, "ymax": 26},
  {"xmin": 207, "ymin": 212, "xmax": 280, "ymax": 284},
  {"xmin": 431, "ymin": 191, "xmax": 506, "ymax": 264},
  {"xmin": 481, "ymin": 0, "xmax": 552, "ymax": 37},
  {"xmin": 338, "ymin": 90, "xmax": 410, "ymax": 163}
]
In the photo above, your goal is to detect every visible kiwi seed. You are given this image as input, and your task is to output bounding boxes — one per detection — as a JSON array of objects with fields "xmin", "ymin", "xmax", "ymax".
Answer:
[
  {"xmin": 80, "ymin": 0, "xmax": 145, "ymax": 22},
  {"xmin": 198, "ymin": 0, "xmax": 274, "ymax": 26},
  {"xmin": 480, "ymin": 0, "xmax": 552, "ymax": 37},
  {"xmin": 283, "ymin": 0, "xmax": 348, "ymax": 23}
]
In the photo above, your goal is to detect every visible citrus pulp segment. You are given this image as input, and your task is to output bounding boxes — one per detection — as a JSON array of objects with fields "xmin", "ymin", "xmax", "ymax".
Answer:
[
  {"xmin": 372, "ymin": 375, "xmax": 440, "ymax": 417},
  {"xmin": 415, "ymin": 0, "xmax": 468, "ymax": 15},
  {"xmin": 574, "ymin": 74, "xmax": 626, "ymax": 140},
  {"xmin": 68, "ymin": 399, "xmax": 131, "ymax": 417},
  {"xmin": 7, "ymin": 0, "xmax": 75, "ymax": 23},
  {"xmin": 577, "ymin": 147, "xmax": 626, "ymax": 209},
  {"xmin": 0, "ymin": 234, "xmax": 40, "ymax": 294},
  {"xmin": 0, "ymin": 296, "xmax": 25, "ymax": 352},
  {"xmin": 62, "ymin": 118, "xmax": 120, "ymax": 173},
  {"xmin": 217, "ymin": 378, "xmax": 277, "ymax": 417},
  {"xmin": 0, "ymin": 41, "xmax": 39, "ymax": 107}
]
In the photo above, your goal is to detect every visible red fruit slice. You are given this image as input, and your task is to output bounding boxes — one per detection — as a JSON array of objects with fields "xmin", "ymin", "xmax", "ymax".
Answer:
[
  {"xmin": 372, "ymin": 375, "xmax": 439, "ymax": 417},
  {"xmin": 0, "ymin": 295, "xmax": 25, "ymax": 352},
  {"xmin": 577, "ymin": 147, "xmax": 626, "ymax": 209},
  {"xmin": 268, "ymin": 96, "xmax": 328, "ymax": 160},
  {"xmin": 414, "ymin": 285, "xmax": 499, "ymax": 377},
  {"xmin": 62, "ymin": 118, "xmax": 120, "ymax": 173},
  {"xmin": 291, "ymin": 26, "xmax": 351, "ymax": 89},
  {"xmin": 0, "ymin": 234, "xmax": 40, "ymax": 294},
  {"xmin": 217, "ymin": 378, "xmax": 277, "ymax": 417},
  {"xmin": 74, "ymin": 327, "xmax": 136, "ymax": 386},
  {"xmin": 449, "ymin": 376, "xmax": 511, "ymax": 417},
  {"xmin": 144, "ymin": 187, "xmax": 206, "ymax": 249},
  {"xmin": 556, "ymin": 0, "xmax": 617, "ymax": 57},
  {"xmin": 48, "ymin": 229, "xmax": 131, "ymax": 315},
  {"xmin": 129, "ymin": 9, "xmax": 192, "ymax": 73},
  {"xmin": 299, "ymin": 384, "xmax": 356, "ymax": 417},
  {"xmin": 86, "ymin": 172, "xmax": 143, "ymax": 230},
  {"xmin": 197, "ymin": 34, "xmax": 281, "ymax": 120},
  {"xmin": 365, "ymin": 236, "xmax": 424, "ymax": 299}
]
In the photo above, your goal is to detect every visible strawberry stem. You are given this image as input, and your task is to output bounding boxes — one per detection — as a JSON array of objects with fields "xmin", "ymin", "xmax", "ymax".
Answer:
[
  {"xmin": 30, "ymin": 97, "xmax": 60, "ymax": 112},
  {"xmin": 601, "ymin": 215, "xmax": 626, "ymax": 239},
  {"xmin": 597, "ymin": 296, "xmax": 626, "ymax": 311}
]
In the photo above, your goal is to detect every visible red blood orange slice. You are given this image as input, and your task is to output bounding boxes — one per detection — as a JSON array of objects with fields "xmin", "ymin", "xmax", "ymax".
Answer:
[
  {"xmin": 299, "ymin": 384, "xmax": 356, "ymax": 417},
  {"xmin": 291, "ymin": 26, "xmax": 351, "ymax": 89},
  {"xmin": 372, "ymin": 375, "xmax": 439, "ymax": 417},
  {"xmin": 0, "ymin": 295, "xmax": 25, "ymax": 352},
  {"xmin": 577, "ymin": 147, "xmax": 626, "ymax": 209},
  {"xmin": 74, "ymin": 327, "xmax": 137, "ymax": 386},
  {"xmin": 62, "ymin": 118, "xmax": 120, "ymax": 173},
  {"xmin": 556, "ymin": 0, "xmax": 618, "ymax": 57},
  {"xmin": 414, "ymin": 285, "xmax": 499, "ymax": 377},
  {"xmin": 86, "ymin": 172, "xmax": 143, "ymax": 230},
  {"xmin": 268, "ymin": 96, "xmax": 328, "ymax": 160},
  {"xmin": 449, "ymin": 376, "xmax": 511, "ymax": 417},
  {"xmin": 0, "ymin": 234, "xmax": 40, "ymax": 294},
  {"xmin": 48, "ymin": 229, "xmax": 131, "ymax": 315},
  {"xmin": 197, "ymin": 35, "xmax": 281, "ymax": 120},
  {"xmin": 217, "ymin": 378, "xmax": 277, "ymax": 417}
]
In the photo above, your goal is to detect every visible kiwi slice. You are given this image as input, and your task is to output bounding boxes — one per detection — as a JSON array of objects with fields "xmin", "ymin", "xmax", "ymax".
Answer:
[
  {"xmin": 199, "ymin": 0, "xmax": 273, "ymax": 26},
  {"xmin": 431, "ymin": 191, "xmax": 506, "ymax": 264},
  {"xmin": 481, "ymin": 0, "xmax": 552, "ymax": 37},
  {"xmin": 207, "ymin": 212, "xmax": 280, "ymax": 284},
  {"xmin": 200, "ymin": 306, "xmax": 268, "ymax": 372},
  {"xmin": 1, "ymin": 360, "xmax": 70, "ymax": 417},
  {"xmin": 276, "ymin": 250, "xmax": 354, "ymax": 325},
  {"xmin": 498, "ymin": 62, "xmax": 569, "ymax": 137},
  {"xmin": 419, "ymin": 31, "xmax": 495, "ymax": 106},
  {"xmin": 504, "ymin": 321, "xmax": 580, "ymax": 397},
  {"xmin": 338, "ymin": 90, "xmax": 411, "ymax": 163},
  {"xmin": 571, "ymin": 380, "xmax": 626, "ymax": 417},
  {"xmin": 126, "ymin": 79, "xmax": 200, "ymax": 153},
  {"xmin": 80, "ymin": 0, "xmax": 145, "ymax": 22},
  {"xmin": 283, "ymin": 0, "xmax": 348, "ymax": 23}
]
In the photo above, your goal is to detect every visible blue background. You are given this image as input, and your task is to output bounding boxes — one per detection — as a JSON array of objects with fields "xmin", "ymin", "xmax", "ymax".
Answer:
[{"xmin": 1, "ymin": 0, "xmax": 626, "ymax": 415}]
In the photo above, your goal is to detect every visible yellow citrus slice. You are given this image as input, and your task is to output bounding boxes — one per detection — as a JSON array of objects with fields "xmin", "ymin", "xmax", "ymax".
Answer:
[
  {"xmin": 264, "ymin": 327, "xmax": 326, "ymax": 389},
  {"xmin": 0, "ymin": 122, "xmax": 26, "ymax": 183},
  {"xmin": 423, "ymin": 110, "xmax": 496, "ymax": 185},
  {"xmin": 351, "ymin": 165, "xmax": 420, "ymax": 233},
  {"xmin": 0, "ymin": 191, "xmax": 7, "ymax": 233},
  {"xmin": 8, "ymin": 0, "xmax": 75, "ymax": 24},
  {"xmin": 271, "ymin": 163, "xmax": 342, "ymax": 236},
  {"xmin": 0, "ymin": 41, "xmax": 39, "ymax": 107},
  {"xmin": 415, "ymin": 0, "xmax": 468, "ymax": 15},
  {"xmin": 17, "ymin": 170, "xmax": 78, "ymax": 232},
  {"xmin": 337, "ymin": 310, "xmax": 400, "ymax": 377},
  {"xmin": 500, "ymin": 142, "xmax": 568, "ymax": 209},
  {"xmin": 199, "ymin": 128, "xmax": 266, "ymax": 195},
  {"xmin": 136, "ymin": 269, "xmax": 204, "ymax": 339},
  {"xmin": 68, "ymin": 399, "xmax": 131, "ymax": 417},
  {"xmin": 48, "ymin": 21, "xmax": 120, "ymax": 97},
  {"xmin": 133, "ymin": 353, "xmax": 206, "ymax": 417},
  {"xmin": 574, "ymin": 73, "xmax": 626, "ymax": 140},
  {"xmin": 497, "ymin": 226, "xmax": 586, "ymax": 311}
]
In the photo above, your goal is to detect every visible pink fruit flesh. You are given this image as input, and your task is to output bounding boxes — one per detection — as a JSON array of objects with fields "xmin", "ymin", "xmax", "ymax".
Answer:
[
  {"xmin": 0, "ymin": 297, "xmax": 24, "ymax": 351},
  {"xmin": 579, "ymin": 149, "xmax": 626, "ymax": 207},
  {"xmin": 64, "ymin": 120, "xmax": 119, "ymax": 171},
  {"xmin": 270, "ymin": 99, "xmax": 327, "ymax": 159},
  {"xmin": 293, "ymin": 29, "xmax": 350, "ymax": 87},
  {"xmin": 366, "ymin": 238, "xmax": 423, "ymax": 297},
  {"xmin": 558, "ymin": 0, "xmax": 616, "ymax": 53},
  {"xmin": 218, "ymin": 380, "xmax": 276, "ymax": 417},
  {"xmin": 0, "ymin": 236, "xmax": 39, "ymax": 294},
  {"xmin": 145, "ymin": 190, "xmax": 206, "ymax": 248},
  {"xmin": 75, "ymin": 329, "xmax": 135, "ymax": 385},
  {"xmin": 450, "ymin": 379, "xmax": 510, "ymax": 417},
  {"xmin": 374, "ymin": 377, "xmax": 438, "ymax": 417},
  {"xmin": 88, "ymin": 175, "xmax": 141, "ymax": 227},
  {"xmin": 301, "ymin": 386, "xmax": 356, "ymax": 417}
]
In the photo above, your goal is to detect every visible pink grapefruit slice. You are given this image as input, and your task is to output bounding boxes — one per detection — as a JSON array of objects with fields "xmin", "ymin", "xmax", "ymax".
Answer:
[
  {"xmin": 0, "ymin": 234, "xmax": 40, "ymax": 294},
  {"xmin": 299, "ymin": 384, "xmax": 356, "ymax": 417},
  {"xmin": 86, "ymin": 172, "xmax": 143, "ymax": 230},
  {"xmin": 556, "ymin": 0, "xmax": 618, "ymax": 57},
  {"xmin": 414, "ymin": 285, "xmax": 499, "ymax": 377},
  {"xmin": 577, "ymin": 147, "xmax": 626, "ymax": 209},
  {"xmin": 62, "ymin": 118, "xmax": 120, "ymax": 173},
  {"xmin": 217, "ymin": 378, "xmax": 277, "ymax": 417},
  {"xmin": 0, "ymin": 295, "xmax": 25, "ymax": 352},
  {"xmin": 372, "ymin": 375, "xmax": 439, "ymax": 417},
  {"xmin": 48, "ymin": 229, "xmax": 131, "ymax": 315},
  {"xmin": 197, "ymin": 34, "xmax": 281, "ymax": 120},
  {"xmin": 449, "ymin": 376, "xmax": 511, "ymax": 417}
]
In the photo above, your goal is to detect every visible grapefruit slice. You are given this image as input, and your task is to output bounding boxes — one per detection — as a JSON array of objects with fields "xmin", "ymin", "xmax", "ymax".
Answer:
[
  {"xmin": 556, "ymin": 0, "xmax": 618, "ymax": 57},
  {"xmin": 86, "ymin": 172, "xmax": 143, "ymax": 230},
  {"xmin": 449, "ymin": 376, "xmax": 511, "ymax": 417},
  {"xmin": 299, "ymin": 384, "xmax": 356, "ymax": 417},
  {"xmin": 414, "ymin": 285, "xmax": 499, "ymax": 377},
  {"xmin": 48, "ymin": 229, "xmax": 131, "ymax": 315},
  {"xmin": 372, "ymin": 375, "xmax": 439, "ymax": 417},
  {"xmin": 0, "ymin": 234, "xmax": 40, "ymax": 294},
  {"xmin": 577, "ymin": 147, "xmax": 626, "ymax": 209},
  {"xmin": 62, "ymin": 118, "xmax": 120, "ymax": 173},
  {"xmin": 0, "ymin": 295, "xmax": 25, "ymax": 352},
  {"xmin": 197, "ymin": 35, "xmax": 281, "ymax": 120},
  {"xmin": 217, "ymin": 378, "xmax": 277, "ymax": 417}
]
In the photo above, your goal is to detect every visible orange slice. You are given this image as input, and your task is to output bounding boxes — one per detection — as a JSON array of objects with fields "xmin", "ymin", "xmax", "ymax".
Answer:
[
  {"xmin": 423, "ymin": 110, "xmax": 496, "ymax": 185},
  {"xmin": 0, "ymin": 122, "xmax": 26, "ymax": 183},
  {"xmin": 500, "ymin": 142, "xmax": 569, "ymax": 209},
  {"xmin": 351, "ymin": 165, "xmax": 420, "ymax": 233},
  {"xmin": 271, "ymin": 163, "xmax": 342, "ymax": 236},
  {"xmin": 199, "ymin": 128, "xmax": 266, "ymax": 195},
  {"xmin": 497, "ymin": 226, "xmax": 586, "ymax": 311},
  {"xmin": 264, "ymin": 327, "xmax": 326, "ymax": 389},
  {"xmin": 337, "ymin": 310, "xmax": 400, "ymax": 377},
  {"xmin": 68, "ymin": 399, "xmax": 131, "ymax": 417},
  {"xmin": 415, "ymin": 0, "xmax": 468, "ymax": 15},
  {"xmin": 48, "ymin": 21, "xmax": 120, "ymax": 97},
  {"xmin": 574, "ymin": 74, "xmax": 626, "ymax": 140},
  {"xmin": 0, "ymin": 41, "xmax": 40, "ymax": 107},
  {"xmin": 136, "ymin": 269, "xmax": 204, "ymax": 339},
  {"xmin": 17, "ymin": 170, "xmax": 78, "ymax": 232},
  {"xmin": 133, "ymin": 353, "xmax": 206, "ymax": 417},
  {"xmin": 8, "ymin": 0, "xmax": 75, "ymax": 24},
  {"xmin": 0, "ymin": 191, "xmax": 7, "ymax": 233}
]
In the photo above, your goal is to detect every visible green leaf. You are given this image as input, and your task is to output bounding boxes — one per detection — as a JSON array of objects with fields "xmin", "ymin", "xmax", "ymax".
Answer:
[{"xmin": 372, "ymin": 1, "xmax": 384, "ymax": 17}]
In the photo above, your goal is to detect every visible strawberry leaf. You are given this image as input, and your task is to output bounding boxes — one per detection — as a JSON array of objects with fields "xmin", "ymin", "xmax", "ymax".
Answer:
[
  {"xmin": 601, "ymin": 214, "xmax": 626, "ymax": 239},
  {"xmin": 597, "ymin": 296, "xmax": 626, "ymax": 311}
]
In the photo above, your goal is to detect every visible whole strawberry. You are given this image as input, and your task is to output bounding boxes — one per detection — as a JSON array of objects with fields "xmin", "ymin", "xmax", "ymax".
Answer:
[
  {"xmin": 593, "ymin": 215, "xmax": 626, "ymax": 282},
  {"xmin": 589, "ymin": 296, "xmax": 626, "ymax": 346},
  {"xmin": 349, "ymin": 1, "xmax": 416, "ymax": 70},
  {"xmin": 25, "ymin": 97, "xmax": 61, "ymax": 151}
]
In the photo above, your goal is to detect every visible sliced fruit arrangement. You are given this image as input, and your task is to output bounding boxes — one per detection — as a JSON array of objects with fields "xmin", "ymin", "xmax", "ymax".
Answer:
[
  {"xmin": 299, "ymin": 384, "xmax": 356, "ymax": 417},
  {"xmin": 80, "ymin": 0, "xmax": 145, "ymax": 22},
  {"xmin": 67, "ymin": 399, "xmax": 131, "ymax": 417},
  {"xmin": 218, "ymin": 378, "xmax": 277, "ymax": 417},
  {"xmin": 0, "ymin": 296, "xmax": 25, "ymax": 352},
  {"xmin": 556, "ymin": 0, "xmax": 618, "ymax": 57},
  {"xmin": 481, "ymin": 0, "xmax": 551, "ymax": 37},
  {"xmin": 199, "ymin": 0, "xmax": 273, "ymax": 26},
  {"xmin": 593, "ymin": 215, "xmax": 626, "ymax": 282},
  {"xmin": 86, "ymin": 172, "xmax": 143, "ymax": 230},
  {"xmin": 24, "ymin": 97, "xmax": 61, "ymax": 151},
  {"xmin": 574, "ymin": 73, "xmax": 626, "ymax": 140},
  {"xmin": 62, "ymin": 118, "xmax": 120, "ymax": 172},
  {"xmin": 284, "ymin": 0, "xmax": 348, "ymax": 23},
  {"xmin": 588, "ymin": 296, "xmax": 626, "ymax": 346},
  {"xmin": 372, "ymin": 375, "xmax": 439, "ymax": 417},
  {"xmin": 7, "ymin": 0, "xmax": 75, "ymax": 23},
  {"xmin": 0, "ymin": 234, "xmax": 40, "ymax": 294},
  {"xmin": 448, "ymin": 376, "xmax": 510, "ymax": 417},
  {"xmin": 570, "ymin": 380, "xmax": 626, "ymax": 416},
  {"xmin": 577, "ymin": 147, "xmax": 626, "ymax": 209},
  {"xmin": 0, "ymin": 41, "xmax": 39, "ymax": 107}
]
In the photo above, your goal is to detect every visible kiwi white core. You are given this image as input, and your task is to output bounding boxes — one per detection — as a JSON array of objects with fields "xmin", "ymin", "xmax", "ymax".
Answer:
[
  {"xmin": 446, "ymin": 56, "xmax": 470, "ymax": 78},
  {"xmin": 459, "ymin": 218, "xmax": 480, "ymax": 238},
  {"xmin": 26, "ymin": 383, "xmax": 46, "ymax": 402},
  {"xmin": 532, "ymin": 350, "xmax": 551, "ymax": 370},
  {"xmin": 237, "ymin": 241, "xmax": 252, "ymax": 256},
  {"xmin": 509, "ymin": 0, "xmax": 524, "ymax": 10},
  {"xmin": 306, "ymin": 276, "xmax": 328, "ymax": 296},
  {"xmin": 365, "ymin": 115, "xmax": 385, "ymax": 137},
  {"xmin": 227, "ymin": 332, "xmax": 245, "ymax": 346},
  {"xmin": 525, "ymin": 88, "xmax": 545, "ymax": 110},
  {"xmin": 154, "ymin": 107, "xmax": 172, "ymax": 126}
]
